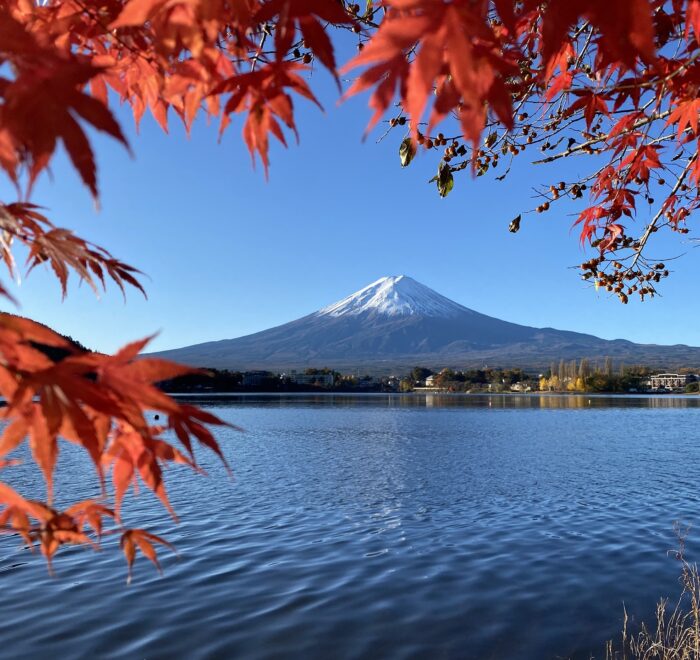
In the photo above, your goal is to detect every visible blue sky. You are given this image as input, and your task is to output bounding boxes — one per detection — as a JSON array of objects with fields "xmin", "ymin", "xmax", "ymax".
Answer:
[{"xmin": 1, "ymin": 63, "xmax": 698, "ymax": 354}]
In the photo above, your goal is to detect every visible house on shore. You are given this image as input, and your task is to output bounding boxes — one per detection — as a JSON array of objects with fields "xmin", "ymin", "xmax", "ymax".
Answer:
[{"xmin": 646, "ymin": 373, "xmax": 696, "ymax": 391}]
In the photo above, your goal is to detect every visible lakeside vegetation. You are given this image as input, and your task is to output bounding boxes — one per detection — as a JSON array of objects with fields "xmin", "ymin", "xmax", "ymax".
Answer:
[
  {"xmin": 159, "ymin": 361, "xmax": 700, "ymax": 394},
  {"xmin": 604, "ymin": 528, "xmax": 700, "ymax": 660},
  {"xmin": 539, "ymin": 359, "xmax": 654, "ymax": 394},
  {"xmin": 159, "ymin": 367, "xmax": 399, "ymax": 393}
]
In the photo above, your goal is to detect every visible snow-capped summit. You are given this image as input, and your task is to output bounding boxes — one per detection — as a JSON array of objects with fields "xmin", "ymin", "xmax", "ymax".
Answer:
[{"xmin": 317, "ymin": 275, "xmax": 471, "ymax": 318}]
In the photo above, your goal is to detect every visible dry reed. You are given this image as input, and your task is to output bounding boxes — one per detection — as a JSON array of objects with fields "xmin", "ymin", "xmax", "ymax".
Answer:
[{"xmin": 605, "ymin": 524, "xmax": 700, "ymax": 660}]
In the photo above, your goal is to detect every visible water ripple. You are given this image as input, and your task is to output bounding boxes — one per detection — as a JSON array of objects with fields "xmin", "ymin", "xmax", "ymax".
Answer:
[{"xmin": 0, "ymin": 395, "xmax": 699, "ymax": 659}]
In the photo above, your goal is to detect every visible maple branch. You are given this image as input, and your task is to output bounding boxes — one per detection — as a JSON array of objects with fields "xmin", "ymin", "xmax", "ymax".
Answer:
[
  {"xmin": 531, "ymin": 110, "xmax": 673, "ymax": 164},
  {"xmin": 608, "ymin": 51, "xmax": 700, "ymax": 93},
  {"xmin": 72, "ymin": 0, "xmax": 158, "ymax": 65},
  {"xmin": 574, "ymin": 24, "xmax": 594, "ymax": 69},
  {"xmin": 250, "ymin": 26, "xmax": 269, "ymax": 72},
  {"xmin": 626, "ymin": 154, "xmax": 697, "ymax": 275}
]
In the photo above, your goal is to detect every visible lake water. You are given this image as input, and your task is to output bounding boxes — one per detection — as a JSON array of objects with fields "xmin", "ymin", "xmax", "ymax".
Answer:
[{"xmin": 1, "ymin": 393, "xmax": 700, "ymax": 659}]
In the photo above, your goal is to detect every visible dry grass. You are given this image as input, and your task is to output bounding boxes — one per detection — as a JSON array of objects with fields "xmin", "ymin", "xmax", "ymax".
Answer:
[{"xmin": 606, "ymin": 526, "xmax": 700, "ymax": 660}]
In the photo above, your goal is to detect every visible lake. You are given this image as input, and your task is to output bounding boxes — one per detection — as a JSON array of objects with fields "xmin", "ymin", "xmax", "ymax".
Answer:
[{"xmin": 1, "ymin": 393, "xmax": 700, "ymax": 659}]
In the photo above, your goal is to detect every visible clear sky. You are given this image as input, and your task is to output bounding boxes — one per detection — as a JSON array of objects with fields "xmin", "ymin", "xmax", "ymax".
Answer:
[{"xmin": 1, "ymin": 62, "xmax": 699, "ymax": 354}]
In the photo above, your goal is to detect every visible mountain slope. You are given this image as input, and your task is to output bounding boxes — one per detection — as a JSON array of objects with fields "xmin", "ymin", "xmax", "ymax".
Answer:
[{"xmin": 150, "ymin": 276, "xmax": 700, "ymax": 372}]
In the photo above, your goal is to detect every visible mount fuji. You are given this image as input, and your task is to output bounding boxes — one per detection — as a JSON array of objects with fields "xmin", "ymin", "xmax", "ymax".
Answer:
[{"xmin": 151, "ymin": 275, "xmax": 700, "ymax": 372}]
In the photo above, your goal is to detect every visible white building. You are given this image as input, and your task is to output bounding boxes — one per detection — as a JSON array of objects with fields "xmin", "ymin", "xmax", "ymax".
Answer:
[
  {"xmin": 510, "ymin": 382, "xmax": 534, "ymax": 392},
  {"xmin": 648, "ymin": 373, "xmax": 692, "ymax": 391}
]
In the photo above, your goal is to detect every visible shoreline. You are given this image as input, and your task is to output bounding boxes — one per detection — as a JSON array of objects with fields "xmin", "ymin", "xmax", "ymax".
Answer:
[{"xmin": 165, "ymin": 390, "xmax": 700, "ymax": 398}]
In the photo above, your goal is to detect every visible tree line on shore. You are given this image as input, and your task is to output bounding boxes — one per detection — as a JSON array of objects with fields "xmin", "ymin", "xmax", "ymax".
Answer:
[
  {"xmin": 157, "ymin": 360, "xmax": 700, "ymax": 394},
  {"xmin": 159, "ymin": 368, "xmax": 397, "ymax": 393},
  {"xmin": 539, "ymin": 359, "xmax": 700, "ymax": 393},
  {"xmin": 539, "ymin": 359, "xmax": 650, "ymax": 393},
  {"xmin": 416, "ymin": 360, "xmax": 698, "ymax": 393}
]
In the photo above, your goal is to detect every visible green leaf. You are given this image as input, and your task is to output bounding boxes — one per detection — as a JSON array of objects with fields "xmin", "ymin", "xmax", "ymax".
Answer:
[
  {"xmin": 433, "ymin": 162, "xmax": 454, "ymax": 198},
  {"xmin": 399, "ymin": 138, "xmax": 415, "ymax": 167}
]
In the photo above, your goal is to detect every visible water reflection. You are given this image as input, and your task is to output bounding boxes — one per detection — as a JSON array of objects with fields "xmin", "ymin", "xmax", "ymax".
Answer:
[{"xmin": 172, "ymin": 392, "xmax": 700, "ymax": 410}]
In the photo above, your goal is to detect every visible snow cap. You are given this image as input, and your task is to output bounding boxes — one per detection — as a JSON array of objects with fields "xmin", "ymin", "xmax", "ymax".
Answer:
[{"xmin": 317, "ymin": 275, "xmax": 471, "ymax": 318}]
